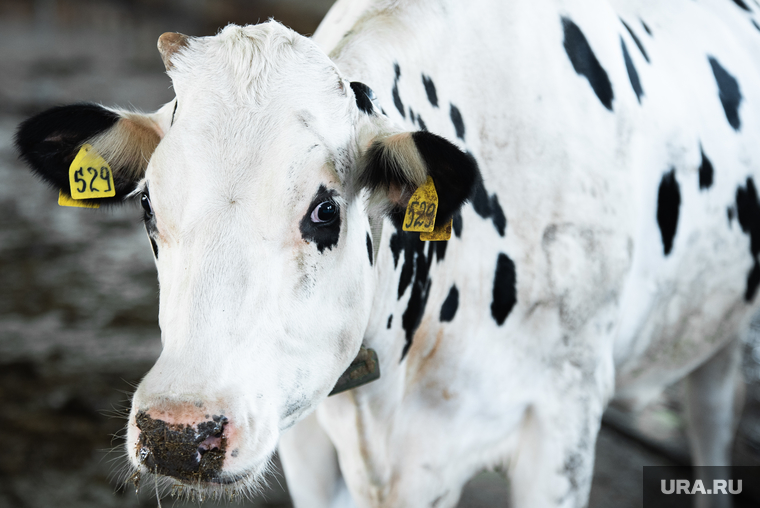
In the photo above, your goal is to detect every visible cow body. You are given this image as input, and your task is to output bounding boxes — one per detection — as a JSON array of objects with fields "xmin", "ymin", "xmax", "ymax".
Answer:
[
  {"xmin": 287, "ymin": 0, "xmax": 760, "ymax": 506},
  {"xmin": 13, "ymin": 0, "xmax": 760, "ymax": 507}
]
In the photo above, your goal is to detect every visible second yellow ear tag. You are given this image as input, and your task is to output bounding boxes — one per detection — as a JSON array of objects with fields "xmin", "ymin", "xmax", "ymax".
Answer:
[
  {"xmin": 403, "ymin": 176, "xmax": 438, "ymax": 233},
  {"xmin": 68, "ymin": 144, "xmax": 116, "ymax": 200},
  {"xmin": 420, "ymin": 218, "xmax": 452, "ymax": 241}
]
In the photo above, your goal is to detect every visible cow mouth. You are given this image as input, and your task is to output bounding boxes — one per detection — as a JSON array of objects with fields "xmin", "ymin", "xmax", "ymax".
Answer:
[
  {"xmin": 128, "ymin": 467, "xmax": 257, "ymax": 502},
  {"xmin": 195, "ymin": 471, "xmax": 249, "ymax": 485},
  {"xmin": 128, "ymin": 458, "xmax": 265, "ymax": 499}
]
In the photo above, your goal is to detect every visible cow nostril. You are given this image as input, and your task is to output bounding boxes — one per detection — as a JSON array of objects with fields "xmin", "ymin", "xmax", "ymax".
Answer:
[{"xmin": 198, "ymin": 442, "xmax": 219, "ymax": 453}]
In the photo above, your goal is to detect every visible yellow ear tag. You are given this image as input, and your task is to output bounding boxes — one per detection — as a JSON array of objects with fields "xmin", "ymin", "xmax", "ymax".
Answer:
[
  {"xmin": 58, "ymin": 190, "xmax": 100, "ymax": 208},
  {"xmin": 403, "ymin": 176, "xmax": 438, "ymax": 233},
  {"xmin": 68, "ymin": 144, "xmax": 116, "ymax": 200},
  {"xmin": 420, "ymin": 217, "xmax": 452, "ymax": 241}
]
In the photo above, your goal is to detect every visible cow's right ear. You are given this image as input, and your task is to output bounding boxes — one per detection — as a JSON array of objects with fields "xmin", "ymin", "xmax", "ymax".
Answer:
[
  {"xmin": 357, "ymin": 130, "xmax": 480, "ymax": 225},
  {"xmin": 14, "ymin": 102, "xmax": 166, "ymax": 205}
]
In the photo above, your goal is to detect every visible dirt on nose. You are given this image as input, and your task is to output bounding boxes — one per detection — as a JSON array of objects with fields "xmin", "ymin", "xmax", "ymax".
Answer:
[{"xmin": 135, "ymin": 410, "xmax": 228, "ymax": 482}]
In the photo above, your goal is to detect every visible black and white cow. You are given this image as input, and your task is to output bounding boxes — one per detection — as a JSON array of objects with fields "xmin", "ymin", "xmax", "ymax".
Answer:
[{"xmin": 14, "ymin": 0, "xmax": 760, "ymax": 506}]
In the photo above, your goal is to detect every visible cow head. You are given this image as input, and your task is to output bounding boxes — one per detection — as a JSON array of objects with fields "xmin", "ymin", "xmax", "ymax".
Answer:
[{"xmin": 15, "ymin": 22, "xmax": 478, "ymax": 498}]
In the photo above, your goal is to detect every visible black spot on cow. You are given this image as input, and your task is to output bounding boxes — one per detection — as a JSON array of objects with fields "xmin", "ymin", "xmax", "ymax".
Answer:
[
  {"xmin": 417, "ymin": 114, "xmax": 428, "ymax": 131},
  {"xmin": 621, "ymin": 38, "xmax": 644, "ymax": 103},
  {"xmin": 641, "ymin": 19, "xmax": 652, "ymax": 36},
  {"xmin": 735, "ymin": 178, "xmax": 760, "ymax": 301},
  {"xmin": 398, "ymin": 243, "xmax": 414, "ymax": 299},
  {"xmin": 366, "ymin": 232, "xmax": 373, "ymax": 265},
  {"xmin": 409, "ymin": 106, "xmax": 416, "ymax": 125},
  {"xmin": 452, "ymin": 211, "xmax": 463, "ymax": 238},
  {"xmin": 728, "ymin": 206, "xmax": 736, "ymax": 225},
  {"xmin": 471, "ymin": 177, "xmax": 506, "ymax": 236},
  {"xmin": 708, "ymin": 56, "xmax": 743, "ymax": 131},
  {"xmin": 434, "ymin": 239, "xmax": 447, "ymax": 263},
  {"xmin": 753, "ymin": 19, "xmax": 760, "ymax": 32},
  {"xmin": 562, "ymin": 452, "xmax": 584, "ymax": 494},
  {"xmin": 392, "ymin": 63, "xmax": 406, "ymax": 118},
  {"xmin": 390, "ymin": 226, "xmax": 436, "ymax": 361},
  {"xmin": 450, "ymin": 104, "xmax": 465, "ymax": 140},
  {"xmin": 440, "ymin": 285, "xmax": 459, "ymax": 322},
  {"xmin": 422, "ymin": 74, "xmax": 439, "ymax": 107},
  {"xmin": 350, "ymin": 82, "xmax": 376, "ymax": 115},
  {"xmin": 390, "ymin": 229, "xmax": 403, "ymax": 268},
  {"xmin": 299, "ymin": 185, "xmax": 341, "ymax": 253},
  {"xmin": 620, "ymin": 19, "xmax": 649, "ymax": 63},
  {"xmin": 387, "ymin": 315, "xmax": 393, "ymax": 329},
  {"xmin": 656, "ymin": 169, "xmax": 681, "ymax": 256},
  {"xmin": 562, "ymin": 17, "xmax": 614, "ymax": 111},
  {"xmin": 733, "ymin": 0, "xmax": 751, "ymax": 11},
  {"xmin": 149, "ymin": 237, "xmax": 159, "ymax": 258},
  {"xmin": 491, "ymin": 253, "xmax": 517, "ymax": 326},
  {"xmin": 699, "ymin": 146, "xmax": 714, "ymax": 190},
  {"xmin": 393, "ymin": 86, "xmax": 405, "ymax": 118},
  {"xmin": 491, "ymin": 203, "xmax": 506, "ymax": 236},
  {"xmin": 430, "ymin": 493, "xmax": 448, "ymax": 508}
]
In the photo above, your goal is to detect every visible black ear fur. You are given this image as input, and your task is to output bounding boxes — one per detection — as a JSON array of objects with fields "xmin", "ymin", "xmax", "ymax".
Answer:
[
  {"xmin": 14, "ymin": 103, "xmax": 134, "ymax": 204},
  {"xmin": 411, "ymin": 131, "xmax": 479, "ymax": 224},
  {"xmin": 360, "ymin": 131, "xmax": 480, "ymax": 225}
]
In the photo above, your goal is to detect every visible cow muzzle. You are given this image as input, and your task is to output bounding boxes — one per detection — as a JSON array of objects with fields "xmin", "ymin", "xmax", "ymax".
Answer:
[
  {"xmin": 135, "ymin": 411, "xmax": 233, "ymax": 484},
  {"xmin": 128, "ymin": 347, "xmax": 380, "ymax": 488}
]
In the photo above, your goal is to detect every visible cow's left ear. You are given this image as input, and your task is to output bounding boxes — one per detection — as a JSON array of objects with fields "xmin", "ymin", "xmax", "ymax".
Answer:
[
  {"xmin": 14, "ymin": 102, "xmax": 167, "ymax": 205},
  {"xmin": 357, "ymin": 131, "xmax": 480, "ymax": 224}
]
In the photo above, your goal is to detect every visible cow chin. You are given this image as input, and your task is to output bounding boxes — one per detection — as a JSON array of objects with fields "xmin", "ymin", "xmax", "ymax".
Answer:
[{"xmin": 127, "ymin": 464, "xmax": 271, "ymax": 503}]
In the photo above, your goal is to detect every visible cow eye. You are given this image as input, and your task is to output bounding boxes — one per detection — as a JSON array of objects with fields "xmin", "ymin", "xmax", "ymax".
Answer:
[
  {"xmin": 310, "ymin": 201, "xmax": 338, "ymax": 223},
  {"xmin": 141, "ymin": 192, "xmax": 153, "ymax": 219}
]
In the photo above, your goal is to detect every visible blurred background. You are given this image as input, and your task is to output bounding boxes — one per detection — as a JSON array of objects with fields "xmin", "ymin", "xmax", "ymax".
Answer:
[{"xmin": 1, "ymin": 1, "xmax": 760, "ymax": 507}]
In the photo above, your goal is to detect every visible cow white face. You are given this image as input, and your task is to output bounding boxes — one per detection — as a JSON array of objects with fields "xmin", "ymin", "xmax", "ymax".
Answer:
[
  {"xmin": 128, "ymin": 24, "xmax": 380, "ymax": 491},
  {"xmin": 14, "ymin": 22, "xmax": 478, "ymax": 498}
]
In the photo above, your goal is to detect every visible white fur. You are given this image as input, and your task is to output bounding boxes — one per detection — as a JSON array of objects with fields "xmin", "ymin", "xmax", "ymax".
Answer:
[{"xmin": 100, "ymin": 2, "xmax": 760, "ymax": 507}]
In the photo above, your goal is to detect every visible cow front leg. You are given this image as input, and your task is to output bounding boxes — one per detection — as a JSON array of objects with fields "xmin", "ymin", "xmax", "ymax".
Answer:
[
  {"xmin": 508, "ymin": 393, "xmax": 605, "ymax": 508},
  {"xmin": 279, "ymin": 411, "xmax": 356, "ymax": 508},
  {"xmin": 685, "ymin": 338, "xmax": 742, "ymax": 508}
]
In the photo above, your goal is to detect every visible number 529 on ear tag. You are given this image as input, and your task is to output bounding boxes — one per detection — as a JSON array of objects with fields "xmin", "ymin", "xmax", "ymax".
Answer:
[
  {"xmin": 68, "ymin": 144, "xmax": 116, "ymax": 200},
  {"xmin": 403, "ymin": 176, "xmax": 438, "ymax": 233}
]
